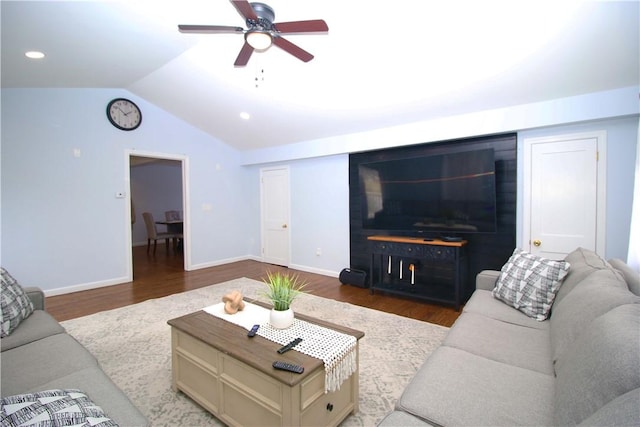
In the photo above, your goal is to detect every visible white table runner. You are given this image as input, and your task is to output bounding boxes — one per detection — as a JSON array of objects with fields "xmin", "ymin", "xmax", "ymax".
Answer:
[{"xmin": 203, "ymin": 301, "xmax": 357, "ymax": 393}]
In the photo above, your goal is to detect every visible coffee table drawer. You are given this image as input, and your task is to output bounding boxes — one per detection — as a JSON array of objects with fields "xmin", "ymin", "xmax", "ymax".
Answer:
[{"xmin": 301, "ymin": 372, "xmax": 354, "ymax": 427}]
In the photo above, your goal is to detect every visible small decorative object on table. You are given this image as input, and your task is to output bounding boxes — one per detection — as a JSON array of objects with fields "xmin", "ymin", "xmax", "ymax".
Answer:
[
  {"xmin": 222, "ymin": 290, "xmax": 245, "ymax": 314},
  {"xmin": 261, "ymin": 271, "xmax": 307, "ymax": 329}
]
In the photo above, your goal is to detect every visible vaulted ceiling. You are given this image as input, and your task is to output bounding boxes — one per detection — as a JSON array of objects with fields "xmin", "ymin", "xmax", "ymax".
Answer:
[{"xmin": 2, "ymin": 1, "xmax": 638, "ymax": 150}]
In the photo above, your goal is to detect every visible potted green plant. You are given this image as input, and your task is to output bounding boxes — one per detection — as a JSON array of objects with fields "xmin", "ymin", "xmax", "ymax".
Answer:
[{"xmin": 261, "ymin": 271, "xmax": 307, "ymax": 329}]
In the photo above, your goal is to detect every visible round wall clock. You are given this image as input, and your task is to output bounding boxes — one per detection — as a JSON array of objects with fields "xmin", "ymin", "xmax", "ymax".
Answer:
[{"xmin": 106, "ymin": 98, "xmax": 142, "ymax": 131}]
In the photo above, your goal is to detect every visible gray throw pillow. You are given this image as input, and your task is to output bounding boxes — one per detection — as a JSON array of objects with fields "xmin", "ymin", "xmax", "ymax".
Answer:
[
  {"xmin": 492, "ymin": 249, "xmax": 570, "ymax": 321},
  {"xmin": 1, "ymin": 267, "xmax": 35, "ymax": 338}
]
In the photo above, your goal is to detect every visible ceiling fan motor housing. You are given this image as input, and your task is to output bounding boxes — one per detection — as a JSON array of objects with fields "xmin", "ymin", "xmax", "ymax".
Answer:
[{"xmin": 249, "ymin": 2, "xmax": 275, "ymax": 30}]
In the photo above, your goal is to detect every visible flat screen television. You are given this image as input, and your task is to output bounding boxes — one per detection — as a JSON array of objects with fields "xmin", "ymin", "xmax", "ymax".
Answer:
[{"xmin": 358, "ymin": 148, "xmax": 497, "ymax": 235}]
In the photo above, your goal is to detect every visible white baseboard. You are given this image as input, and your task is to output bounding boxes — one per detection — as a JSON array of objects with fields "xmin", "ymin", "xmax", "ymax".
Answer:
[
  {"xmin": 288, "ymin": 263, "xmax": 339, "ymax": 278},
  {"xmin": 45, "ymin": 275, "xmax": 130, "ymax": 297},
  {"xmin": 191, "ymin": 257, "xmax": 339, "ymax": 278},
  {"xmin": 188, "ymin": 255, "xmax": 258, "ymax": 271}
]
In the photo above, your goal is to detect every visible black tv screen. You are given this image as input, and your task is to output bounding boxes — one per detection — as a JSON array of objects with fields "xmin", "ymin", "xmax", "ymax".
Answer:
[{"xmin": 358, "ymin": 148, "xmax": 497, "ymax": 234}]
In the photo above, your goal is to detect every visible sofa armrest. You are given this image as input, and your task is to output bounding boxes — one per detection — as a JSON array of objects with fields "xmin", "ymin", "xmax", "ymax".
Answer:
[
  {"xmin": 608, "ymin": 259, "xmax": 640, "ymax": 296},
  {"xmin": 476, "ymin": 270, "xmax": 500, "ymax": 291},
  {"xmin": 24, "ymin": 287, "xmax": 46, "ymax": 310}
]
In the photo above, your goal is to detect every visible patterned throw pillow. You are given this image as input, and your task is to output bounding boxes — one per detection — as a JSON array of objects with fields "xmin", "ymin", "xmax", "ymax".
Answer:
[
  {"xmin": 492, "ymin": 249, "xmax": 570, "ymax": 321},
  {"xmin": 0, "ymin": 389, "xmax": 117, "ymax": 427},
  {"xmin": 1, "ymin": 267, "xmax": 35, "ymax": 338}
]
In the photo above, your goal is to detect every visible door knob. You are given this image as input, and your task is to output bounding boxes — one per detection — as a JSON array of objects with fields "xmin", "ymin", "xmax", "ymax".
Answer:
[
  {"xmin": 533, "ymin": 239, "xmax": 541, "ymax": 247},
  {"xmin": 282, "ymin": 224, "xmax": 288, "ymax": 229}
]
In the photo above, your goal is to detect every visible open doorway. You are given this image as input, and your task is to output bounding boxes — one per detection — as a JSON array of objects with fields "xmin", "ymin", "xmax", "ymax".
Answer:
[{"xmin": 126, "ymin": 151, "xmax": 189, "ymax": 280}]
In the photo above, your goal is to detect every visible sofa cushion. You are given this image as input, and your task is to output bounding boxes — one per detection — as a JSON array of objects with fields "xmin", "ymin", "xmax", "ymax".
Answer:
[
  {"xmin": 550, "ymin": 268, "xmax": 638, "ymax": 368},
  {"xmin": 1, "ymin": 310, "xmax": 65, "ymax": 352},
  {"xmin": 463, "ymin": 290, "xmax": 549, "ymax": 330},
  {"xmin": 475, "ymin": 270, "xmax": 501, "ymax": 291},
  {"xmin": 609, "ymin": 258, "xmax": 640, "ymax": 296},
  {"xmin": 27, "ymin": 367, "xmax": 149, "ymax": 427},
  {"xmin": 577, "ymin": 388, "xmax": 640, "ymax": 426},
  {"xmin": 492, "ymin": 249, "xmax": 570, "ymax": 321},
  {"xmin": 555, "ymin": 247, "xmax": 612, "ymax": 305},
  {"xmin": 0, "ymin": 389, "xmax": 117, "ymax": 427},
  {"xmin": 443, "ymin": 312, "xmax": 553, "ymax": 375},
  {"xmin": 395, "ymin": 346, "xmax": 554, "ymax": 426},
  {"xmin": 1, "ymin": 334, "xmax": 97, "ymax": 396},
  {"xmin": 553, "ymin": 304, "xmax": 640, "ymax": 426},
  {"xmin": 1, "ymin": 268, "xmax": 34, "ymax": 338}
]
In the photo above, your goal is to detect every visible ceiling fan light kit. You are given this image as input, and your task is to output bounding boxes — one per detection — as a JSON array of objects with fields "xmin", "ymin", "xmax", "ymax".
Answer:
[
  {"xmin": 178, "ymin": 0, "xmax": 328, "ymax": 66},
  {"xmin": 245, "ymin": 31, "xmax": 272, "ymax": 50}
]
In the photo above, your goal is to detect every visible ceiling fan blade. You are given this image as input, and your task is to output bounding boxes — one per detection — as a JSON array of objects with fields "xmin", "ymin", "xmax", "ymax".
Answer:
[
  {"xmin": 273, "ymin": 20, "xmax": 329, "ymax": 34},
  {"xmin": 230, "ymin": 0, "xmax": 258, "ymax": 21},
  {"xmin": 234, "ymin": 42, "xmax": 254, "ymax": 66},
  {"xmin": 272, "ymin": 37, "xmax": 314, "ymax": 62},
  {"xmin": 178, "ymin": 24, "xmax": 244, "ymax": 34}
]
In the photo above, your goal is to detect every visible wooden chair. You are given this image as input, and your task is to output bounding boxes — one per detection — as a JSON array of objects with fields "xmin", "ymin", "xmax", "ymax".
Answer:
[{"xmin": 142, "ymin": 212, "xmax": 182, "ymax": 254}]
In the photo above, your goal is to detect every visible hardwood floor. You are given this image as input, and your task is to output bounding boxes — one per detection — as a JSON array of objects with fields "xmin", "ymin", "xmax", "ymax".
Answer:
[{"xmin": 45, "ymin": 246, "xmax": 461, "ymax": 327}]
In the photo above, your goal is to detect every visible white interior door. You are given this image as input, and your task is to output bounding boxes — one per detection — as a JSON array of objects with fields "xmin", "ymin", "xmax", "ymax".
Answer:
[
  {"xmin": 261, "ymin": 167, "xmax": 290, "ymax": 266},
  {"xmin": 523, "ymin": 132, "xmax": 606, "ymax": 259}
]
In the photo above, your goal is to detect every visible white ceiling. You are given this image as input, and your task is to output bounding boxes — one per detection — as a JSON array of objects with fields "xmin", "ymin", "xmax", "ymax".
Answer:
[{"xmin": 2, "ymin": 1, "xmax": 638, "ymax": 150}]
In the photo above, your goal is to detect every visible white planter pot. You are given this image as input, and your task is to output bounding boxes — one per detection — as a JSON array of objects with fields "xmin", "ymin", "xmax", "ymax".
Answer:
[{"xmin": 270, "ymin": 308, "xmax": 294, "ymax": 329}]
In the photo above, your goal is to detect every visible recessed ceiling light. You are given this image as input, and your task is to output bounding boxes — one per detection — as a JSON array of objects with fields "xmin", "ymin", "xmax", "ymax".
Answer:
[
  {"xmin": 25, "ymin": 51, "xmax": 45, "ymax": 59},
  {"xmin": 240, "ymin": 112, "xmax": 250, "ymax": 120}
]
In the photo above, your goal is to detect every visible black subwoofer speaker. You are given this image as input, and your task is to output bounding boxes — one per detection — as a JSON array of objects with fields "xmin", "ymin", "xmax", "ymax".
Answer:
[{"xmin": 339, "ymin": 268, "xmax": 367, "ymax": 288}]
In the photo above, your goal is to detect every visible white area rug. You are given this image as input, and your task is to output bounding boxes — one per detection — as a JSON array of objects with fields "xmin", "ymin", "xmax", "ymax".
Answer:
[{"xmin": 61, "ymin": 278, "xmax": 448, "ymax": 426}]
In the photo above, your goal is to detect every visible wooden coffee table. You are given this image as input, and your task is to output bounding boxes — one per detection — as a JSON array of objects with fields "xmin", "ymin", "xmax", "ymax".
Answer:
[{"xmin": 167, "ymin": 302, "xmax": 364, "ymax": 427}]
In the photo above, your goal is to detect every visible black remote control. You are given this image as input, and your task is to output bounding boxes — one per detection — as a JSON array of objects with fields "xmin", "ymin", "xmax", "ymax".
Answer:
[
  {"xmin": 277, "ymin": 338, "xmax": 302, "ymax": 354},
  {"xmin": 248, "ymin": 324, "xmax": 259, "ymax": 337},
  {"xmin": 272, "ymin": 361, "xmax": 304, "ymax": 374}
]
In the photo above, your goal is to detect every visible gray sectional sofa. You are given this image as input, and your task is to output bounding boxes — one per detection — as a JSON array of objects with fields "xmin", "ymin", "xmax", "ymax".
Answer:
[
  {"xmin": 1, "ymin": 276, "xmax": 148, "ymax": 426},
  {"xmin": 378, "ymin": 247, "xmax": 640, "ymax": 426}
]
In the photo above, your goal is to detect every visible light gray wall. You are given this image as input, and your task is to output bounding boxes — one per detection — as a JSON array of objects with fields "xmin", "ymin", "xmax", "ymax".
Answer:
[
  {"xmin": 1, "ymin": 88, "xmax": 256, "ymax": 294},
  {"xmin": 289, "ymin": 155, "xmax": 350, "ymax": 275}
]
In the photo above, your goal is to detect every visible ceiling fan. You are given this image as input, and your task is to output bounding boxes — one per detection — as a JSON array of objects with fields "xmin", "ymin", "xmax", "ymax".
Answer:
[{"xmin": 178, "ymin": 0, "xmax": 328, "ymax": 67}]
